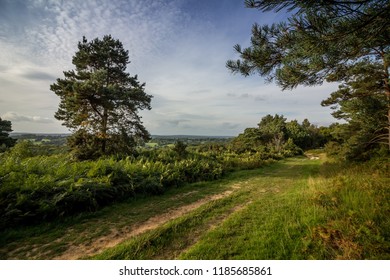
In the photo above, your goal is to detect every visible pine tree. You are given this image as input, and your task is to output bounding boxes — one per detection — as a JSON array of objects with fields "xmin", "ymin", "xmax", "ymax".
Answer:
[
  {"xmin": 321, "ymin": 61, "xmax": 388, "ymax": 159},
  {"xmin": 227, "ymin": 0, "xmax": 390, "ymax": 149},
  {"xmin": 51, "ymin": 35, "xmax": 152, "ymax": 159}
]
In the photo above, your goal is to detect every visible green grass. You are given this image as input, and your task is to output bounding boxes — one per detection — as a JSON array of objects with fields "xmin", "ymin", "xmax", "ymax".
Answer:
[
  {"xmin": 180, "ymin": 157, "xmax": 390, "ymax": 260},
  {"xmin": 178, "ymin": 158, "xmax": 323, "ymax": 259},
  {"xmin": 91, "ymin": 157, "xmax": 319, "ymax": 259},
  {"xmin": 90, "ymin": 193, "xmax": 249, "ymax": 259},
  {"xmin": 1, "ymin": 156, "xmax": 389, "ymax": 260},
  {"xmin": 91, "ymin": 156, "xmax": 390, "ymax": 260},
  {"xmin": 145, "ymin": 142, "xmax": 159, "ymax": 148},
  {"xmin": 0, "ymin": 165, "xmax": 267, "ymax": 259}
]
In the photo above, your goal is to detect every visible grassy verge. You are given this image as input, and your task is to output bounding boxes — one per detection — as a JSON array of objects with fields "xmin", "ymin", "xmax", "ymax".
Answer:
[
  {"xmin": 91, "ymin": 156, "xmax": 390, "ymax": 260},
  {"xmin": 181, "ymin": 157, "xmax": 390, "ymax": 259}
]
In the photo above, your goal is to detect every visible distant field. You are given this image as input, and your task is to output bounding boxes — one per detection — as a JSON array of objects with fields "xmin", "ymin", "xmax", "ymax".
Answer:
[
  {"xmin": 145, "ymin": 142, "xmax": 159, "ymax": 148},
  {"xmin": 10, "ymin": 133, "xmax": 233, "ymax": 148}
]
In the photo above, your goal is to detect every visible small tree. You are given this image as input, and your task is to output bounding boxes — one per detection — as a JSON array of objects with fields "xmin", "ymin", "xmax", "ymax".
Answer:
[
  {"xmin": 51, "ymin": 35, "xmax": 152, "ymax": 159},
  {"xmin": 258, "ymin": 114, "xmax": 287, "ymax": 152},
  {"xmin": 173, "ymin": 140, "xmax": 188, "ymax": 158},
  {"xmin": 0, "ymin": 118, "xmax": 16, "ymax": 152}
]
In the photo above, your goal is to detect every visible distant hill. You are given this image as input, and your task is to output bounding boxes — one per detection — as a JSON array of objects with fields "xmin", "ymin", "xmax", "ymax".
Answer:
[
  {"xmin": 151, "ymin": 135, "xmax": 233, "ymax": 139},
  {"xmin": 10, "ymin": 132, "xmax": 70, "ymax": 137},
  {"xmin": 10, "ymin": 133, "xmax": 233, "ymax": 139}
]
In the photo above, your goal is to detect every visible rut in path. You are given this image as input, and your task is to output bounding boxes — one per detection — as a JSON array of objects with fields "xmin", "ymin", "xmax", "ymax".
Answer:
[{"xmin": 54, "ymin": 185, "xmax": 244, "ymax": 260}]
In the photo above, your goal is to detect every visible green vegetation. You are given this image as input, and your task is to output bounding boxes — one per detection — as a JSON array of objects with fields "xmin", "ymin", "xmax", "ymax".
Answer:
[
  {"xmin": 4, "ymin": 113, "xmax": 323, "ymax": 232},
  {"xmin": 89, "ymin": 157, "xmax": 389, "ymax": 260},
  {"xmin": 1, "ymin": 2, "xmax": 389, "ymax": 261},
  {"xmin": 228, "ymin": 0, "xmax": 390, "ymax": 158},
  {"xmin": 0, "ymin": 134, "xmax": 284, "ymax": 231},
  {"xmin": 11, "ymin": 133, "xmax": 68, "ymax": 146},
  {"xmin": 1, "ymin": 108, "xmax": 388, "ymax": 260},
  {"xmin": 0, "ymin": 118, "xmax": 16, "ymax": 152},
  {"xmin": 1, "ymin": 155, "xmax": 388, "ymax": 260},
  {"xmin": 0, "ymin": 174, "xmax": 235, "ymax": 259},
  {"xmin": 231, "ymin": 114, "xmax": 328, "ymax": 154},
  {"xmin": 51, "ymin": 35, "xmax": 152, "ymax": 160},
  {"xmin": 182, "ymin": 158, "xmax": 389, "ymax": 259}
]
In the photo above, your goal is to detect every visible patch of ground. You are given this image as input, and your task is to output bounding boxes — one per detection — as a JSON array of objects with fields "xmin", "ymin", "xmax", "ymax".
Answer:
[{"xmin": 54, "ymin": 188, "xmax": 241, "ymax": 260}]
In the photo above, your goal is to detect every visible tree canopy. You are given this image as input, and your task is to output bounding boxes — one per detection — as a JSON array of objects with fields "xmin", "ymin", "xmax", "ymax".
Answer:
[
  {"xmin": 227, "ymin": 0, "xmax": 390, "ymax": 151},
  {"xmin": 231, "ymin": 114, "xmax": 328, "ymax": 154},
  {"xmin": 51, "ymin": 35, "xmax": 152, "ymax": 159},
  {"xmin": 0, "ymin": 118, "xmax": 16, "ymax": 152},
  {"xmin": 228, "ymin": 0, "xmax": 389, "ymax": 88},
  {"xmin": 321, "ymin": 61, "xmax": 388, "ymax": 159}
]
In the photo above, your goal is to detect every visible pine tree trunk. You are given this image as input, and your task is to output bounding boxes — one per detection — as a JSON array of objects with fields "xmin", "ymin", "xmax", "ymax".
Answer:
[
  {"xmin": 380, "ymin": 51, "xmax": 390, "ymax": 150},
  {"xmin": 102, "ymin": 109, "xmax": 108, "ymax": 154},
  {"xmin": 382, "ymin": 55, "xmax": 390, "ymax": 150},
  {"xmin": 387, "ymin": 95, "xmax": 390, "ymax": 150}
]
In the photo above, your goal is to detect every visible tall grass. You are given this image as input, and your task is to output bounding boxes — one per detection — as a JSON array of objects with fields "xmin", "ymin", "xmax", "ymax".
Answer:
[
  {"xmin": 303, "ymin": 158, "xmax": 390, "ymax": 259},
  {"xmin": 180, "ymin": 158, "xmax": 390, "ymax": 259}
]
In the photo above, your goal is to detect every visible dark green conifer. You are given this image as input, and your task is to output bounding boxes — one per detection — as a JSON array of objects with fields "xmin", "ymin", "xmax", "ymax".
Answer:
[{"xmin": 51, "ymin": 35, "xmax": 152, "ymax": 159}]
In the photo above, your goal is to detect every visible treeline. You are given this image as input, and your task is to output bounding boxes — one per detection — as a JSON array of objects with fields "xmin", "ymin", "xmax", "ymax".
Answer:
[
  {"xmin": 229, "ymin": 113, "xmax": 389, "ymax": 161},
  {"xmin": 229, "ymin": 114, "xmax": 329, "ymax": 155},
  {"xmin": 148, "ymin": 135, "xmax": 231, "ymax": 147}
]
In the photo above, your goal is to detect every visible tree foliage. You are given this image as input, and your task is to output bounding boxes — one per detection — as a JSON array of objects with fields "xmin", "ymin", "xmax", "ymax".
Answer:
[
  {"xmin": 258, "ymin": 114, "xmax": 287, "ymax": 151},
  {"xmin": 51, "ymin": 35, "xmax": 152, "ymax": 159},
  {"xmin": 231, "ymin": 114, "xmax": 327, "ymax": 154},
  {"xmin": 0, "ymin": 118, "xmax": 16, "ymax": 152},
  {"xmin": 227, "ymin": 1, "xmax": 390, "ymax": 151},
  {"xmin": 322, "ymin": 61, "xmax": 388, "ymax": 159},
  {"xmin": 173, "ymin": 140, "xmax": 188, "ymax": 158},
  {"xmin": 229, "ymin": 0, "xmax": 389, "ymax": 88}
]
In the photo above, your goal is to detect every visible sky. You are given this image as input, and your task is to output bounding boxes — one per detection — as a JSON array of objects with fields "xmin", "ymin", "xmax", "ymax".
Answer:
[{"xmin": 0, "ymin": 0, "xmax": 340, "ymax": 136}]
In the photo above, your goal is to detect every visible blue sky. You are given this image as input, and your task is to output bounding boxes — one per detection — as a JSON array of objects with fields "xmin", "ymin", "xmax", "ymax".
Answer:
[{"xmin": 0, "ymin": 0, "xmax": 339, "ymax": 136}]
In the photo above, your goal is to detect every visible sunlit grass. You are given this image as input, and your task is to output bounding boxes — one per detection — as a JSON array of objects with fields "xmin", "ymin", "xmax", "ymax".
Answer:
[
  {"xmin": 0, "ymin": 166, "xmax": 265, "ymax": 259},
  {"xmin": 181, "ymin": 158, "xmax": 390, "ymax": 260},
  {"xmin": 2, "ymin": 156, "xmax": 388, "ymax": 260}
]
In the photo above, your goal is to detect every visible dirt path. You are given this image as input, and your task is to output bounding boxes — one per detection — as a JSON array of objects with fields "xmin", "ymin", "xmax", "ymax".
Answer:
[
  {"xmin": 2, "ymin": 158, "xmax": 320, "ymax": 260},
  {"xmin": 54, "ymin": 187, "xmax": 241, "ymax": 260}
]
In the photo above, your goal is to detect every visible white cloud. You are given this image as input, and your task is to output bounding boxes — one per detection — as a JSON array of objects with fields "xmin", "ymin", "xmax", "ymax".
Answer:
[
  {"xmin": 2, "ymin": 111, "xmax": 53, "ymax": 123},
  {"xmin": 0, "ymin": 0, "xmax": 339, "ymax": 135}
]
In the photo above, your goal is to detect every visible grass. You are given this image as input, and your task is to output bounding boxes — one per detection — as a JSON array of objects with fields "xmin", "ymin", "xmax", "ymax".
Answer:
[
  {"xmin": 91, "ymin": 157, "xmax": 321, "ymax": 260},
  {"xmin": 180, "ymin": 157, "xmax": 390, "ymax": 260},
  {"xmin": 92, "ymin": 156, "xmax": 390, "ymax": 260},
  {"xmin": 90, "ymin": 193, "xmax": 249, "ymax": 259},
  {"xmin": 0, "ymin": 164, "xmax": 268, "ymax": 259},
  {"xmin": 145, "ymin": 142, "xmax": 159, "ymax": 148},
  {"xmin": 179, "ymin": 157, "xmax": 323, "ymax": 259},
  {"xmin": 1, "ymin": 155, "xmax": 389, "ymax": 260}
]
